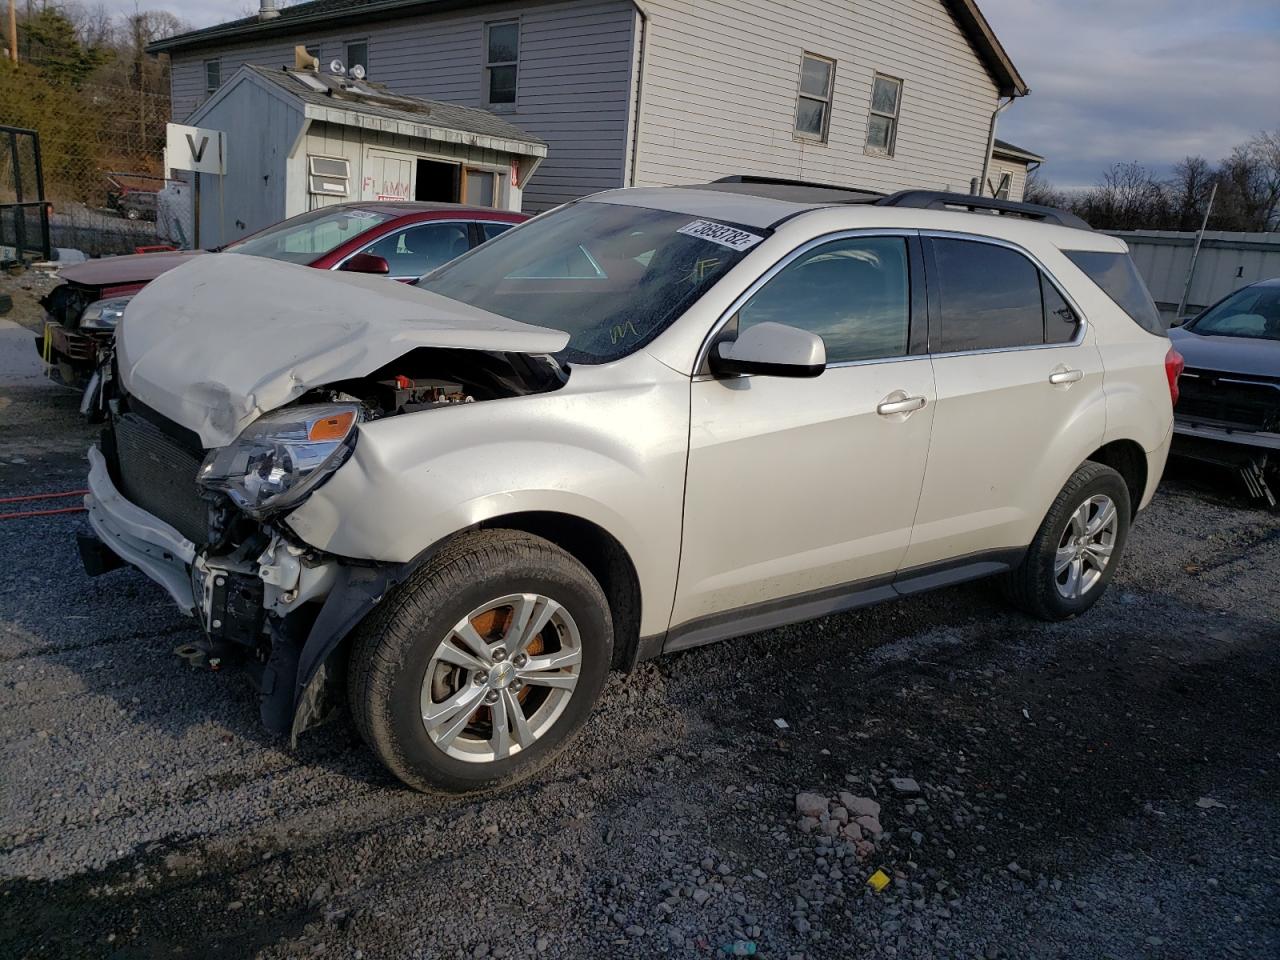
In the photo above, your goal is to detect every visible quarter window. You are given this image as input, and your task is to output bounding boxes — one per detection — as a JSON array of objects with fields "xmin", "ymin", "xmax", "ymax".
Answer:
[
  {"xmin": 1042, "ymin": 276, "xmax": 1080, "ymax": 344},
  {"xmin": 734, "ymin": 237, "xmax": 911, "ymax": 364},
  {"xmin": 204, "ymin": 59, "xmax": 221, "ymax": 95},
  {"xmin": 794, "ymin": 53, "xmax": 835, "ymax": 142},
  {"xmin": 866, "ymin": 74, "xmax": 902, "ymax": 155},
  {"xmin": 486, "ymin": 21, "xmax": 519, "ymax": 105}
]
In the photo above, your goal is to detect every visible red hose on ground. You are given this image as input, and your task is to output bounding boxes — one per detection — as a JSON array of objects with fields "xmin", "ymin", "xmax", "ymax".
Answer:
[{"xmin": 0, "ymin": 489, "xmax": 90, "ymax": 520}]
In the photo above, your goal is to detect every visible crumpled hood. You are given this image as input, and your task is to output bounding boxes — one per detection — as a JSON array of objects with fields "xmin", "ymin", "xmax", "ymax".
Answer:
[
  {"xmin": 1169, "ymin": 326, "xmax": 1280, "ymax": 378},
  {"xmin": 116, "ymin": 254, "xmax": 569, "ymax": 448}
]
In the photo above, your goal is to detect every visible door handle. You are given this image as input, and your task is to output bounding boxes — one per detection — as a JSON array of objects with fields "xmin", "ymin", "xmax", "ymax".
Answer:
[
  {"xmin": 876, "ymin": 394, "xmax": 927, "ymax": 416},
  {"xmin": 1049, "ymin": 368, "xmax": 1084, "ymax": 385}
]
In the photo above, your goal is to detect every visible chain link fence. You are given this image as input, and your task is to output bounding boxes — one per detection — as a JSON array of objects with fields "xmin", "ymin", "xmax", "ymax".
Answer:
[{"xmin": 1, "ymin": 61, "xmax": 188, "ymax": 258}]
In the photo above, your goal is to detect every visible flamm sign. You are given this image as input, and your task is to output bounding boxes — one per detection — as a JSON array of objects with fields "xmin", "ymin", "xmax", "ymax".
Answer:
[{"xmin": 165, "ymin": 123, "xmax": 226, "ymax": 176}]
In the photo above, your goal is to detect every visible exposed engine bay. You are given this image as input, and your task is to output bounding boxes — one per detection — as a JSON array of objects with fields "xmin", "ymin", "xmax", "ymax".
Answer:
[{"xmin": 85, "ymin": 346, "xmax": 567, "ymax": 736}]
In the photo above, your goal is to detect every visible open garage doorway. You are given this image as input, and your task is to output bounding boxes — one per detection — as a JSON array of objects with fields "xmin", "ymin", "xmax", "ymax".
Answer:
[{"xmin": 415, "ymin": 159, "xmax": 460, "ymax": 202}]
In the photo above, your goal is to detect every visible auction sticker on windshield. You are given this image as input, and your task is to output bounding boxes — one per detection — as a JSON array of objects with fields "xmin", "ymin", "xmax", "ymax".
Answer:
[{"xmin": 677, "ymin": 220, "xmax": 764, "ymax": 251}]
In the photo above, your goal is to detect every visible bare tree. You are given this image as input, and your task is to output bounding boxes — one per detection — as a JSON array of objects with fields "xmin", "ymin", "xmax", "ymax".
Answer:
[
  {"xmin": 1075, "ymin": 161, "xmax": 1169, "ymax": 231},
  {"xmin": 1022, "ymin": 168, "xmax": 1069, "ymax": 209},
  {"xmin": 1166, "ymin": 156, "xmax": 1215, "ymax": 231}
]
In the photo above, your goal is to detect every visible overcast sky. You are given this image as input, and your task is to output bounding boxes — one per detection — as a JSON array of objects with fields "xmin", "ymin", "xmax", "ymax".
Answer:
[{"xmin": 97, "ymin": 0, "xmax": 1280, "ymax": 189}]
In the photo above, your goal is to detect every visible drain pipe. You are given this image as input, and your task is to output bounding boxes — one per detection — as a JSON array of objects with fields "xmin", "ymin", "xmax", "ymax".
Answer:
[
  {"xmin": 628, "ymin": 1, "xmax": 650, "ymax": 187},
  {"xmin": 977, "ymin": 95, "xmax": 1014, "ymax": 196}
]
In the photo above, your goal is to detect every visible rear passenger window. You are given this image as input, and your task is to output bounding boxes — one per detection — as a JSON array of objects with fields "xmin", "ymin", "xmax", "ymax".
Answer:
[
  {"xmin": 1064, "ymin": 250, "xmax": 1163, "ymax": 334},
  {"xmin": 932, "ymin": 238, "xmax": 1043, "ymax": 351},
  {"xmin": 734, "ymin": 236, "xmax": 910, "ymax": 363}
]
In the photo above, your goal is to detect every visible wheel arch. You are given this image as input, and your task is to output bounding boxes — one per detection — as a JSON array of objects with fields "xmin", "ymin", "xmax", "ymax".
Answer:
[
  {"xmin": 1085, "ymin": 438, "xmax": 1148, "ymax": 518},
  {"xmin": 477, "ymin": 511, "xmax": 644, "ymax": 673}
]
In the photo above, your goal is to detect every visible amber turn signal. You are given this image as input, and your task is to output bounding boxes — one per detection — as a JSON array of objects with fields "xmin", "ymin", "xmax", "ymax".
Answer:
[{"xmin": 308, "ymin": 410, "xmax": 357, "ymax": 442}]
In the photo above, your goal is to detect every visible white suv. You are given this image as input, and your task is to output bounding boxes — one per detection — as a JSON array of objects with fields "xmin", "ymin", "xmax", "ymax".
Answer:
[{"xmin": 82, "ymin": 179, "xmax": 1178, "ymax": 792}]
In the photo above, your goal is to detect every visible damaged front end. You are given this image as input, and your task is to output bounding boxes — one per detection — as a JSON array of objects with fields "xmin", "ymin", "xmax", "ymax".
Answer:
[{"xmin": 83, "ymin": 346, "xmax": 568, "ymax": 740}]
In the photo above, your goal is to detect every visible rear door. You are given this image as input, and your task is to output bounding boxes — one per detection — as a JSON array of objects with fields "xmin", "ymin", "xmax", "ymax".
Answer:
[
  {"xmin": 902, "ymin": 235, "xmax": 1106, "ymax": 571},
  {"xmin": 672, "ymin": 233, "xmax": 936, "ymax": 633}
]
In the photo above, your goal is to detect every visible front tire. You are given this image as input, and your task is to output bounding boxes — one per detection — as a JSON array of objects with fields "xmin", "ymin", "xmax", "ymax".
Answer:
[
  {"xmin": 348, "ymin": 529, "xmax": 613, "ymax": 793},
  {"xmin": 1002, "ymin": 461, "xmax": 1131, "ymax": 621}
]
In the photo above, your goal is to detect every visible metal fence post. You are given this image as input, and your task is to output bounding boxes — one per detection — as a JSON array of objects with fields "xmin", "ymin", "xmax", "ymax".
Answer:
[{"xmin": 1176, "ymin": 182, "xmax": 1217, "ymax": 320}]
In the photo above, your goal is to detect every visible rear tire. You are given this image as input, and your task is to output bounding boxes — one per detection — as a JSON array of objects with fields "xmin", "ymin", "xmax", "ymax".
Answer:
[
  {"xmin": 1002, "ymin": 461, "xmax": 1131, "ymax": 621},
  {"xmin": 348, "ymin": 529, "xmax": 613, "ymax": 793}
]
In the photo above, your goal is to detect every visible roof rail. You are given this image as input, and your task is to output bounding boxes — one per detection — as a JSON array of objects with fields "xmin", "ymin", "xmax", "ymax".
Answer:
[{"xmin": 877, "ymin": 190, "xmax": 1091, "ymax": 230}]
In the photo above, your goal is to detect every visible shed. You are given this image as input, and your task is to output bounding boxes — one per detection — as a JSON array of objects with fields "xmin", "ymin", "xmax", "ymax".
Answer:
[{"xmin": 183, "ymin": 63, "xmax": 547, "ymax": 248}]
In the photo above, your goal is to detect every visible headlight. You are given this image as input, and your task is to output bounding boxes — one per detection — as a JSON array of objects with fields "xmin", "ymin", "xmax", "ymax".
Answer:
[
  {"xmin": 80, "ymin": 296, "xmax": 134, "ymax": 330},
  {"xmin": 198, "ymin": 403, "xmax": 363, "ymax": 516}
]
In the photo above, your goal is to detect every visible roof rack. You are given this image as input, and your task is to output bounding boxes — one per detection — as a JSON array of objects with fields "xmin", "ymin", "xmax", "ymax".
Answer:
[{"xmin": 876, "ymin": 190, "xmax": 1091, "ymax": 230}]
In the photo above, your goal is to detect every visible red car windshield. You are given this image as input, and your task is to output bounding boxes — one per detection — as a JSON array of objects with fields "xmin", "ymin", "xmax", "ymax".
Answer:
[{"xmin": 223, "ymin": 207, "xmax": 396, "ymax": 263}]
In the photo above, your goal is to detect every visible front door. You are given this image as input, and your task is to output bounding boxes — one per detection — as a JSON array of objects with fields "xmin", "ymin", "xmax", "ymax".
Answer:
[
  {"xmin": 672, "ymin": 233, "xmax": 936, "ymax": 635},
  {"xmin": 902, "ymin": 235, "xmax": 1106, "ymax": 570}
]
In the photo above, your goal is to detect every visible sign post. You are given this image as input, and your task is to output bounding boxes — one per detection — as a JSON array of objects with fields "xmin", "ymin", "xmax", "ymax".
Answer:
[{"xmin": 165, "ymin": 123, "xmax": 226, "ymax": 249}]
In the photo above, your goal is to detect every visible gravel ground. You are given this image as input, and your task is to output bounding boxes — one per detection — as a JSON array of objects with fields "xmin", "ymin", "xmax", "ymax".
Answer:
[{"xmin": 0, "ymin": 316, "xmax": 1276, "ymax": 960}]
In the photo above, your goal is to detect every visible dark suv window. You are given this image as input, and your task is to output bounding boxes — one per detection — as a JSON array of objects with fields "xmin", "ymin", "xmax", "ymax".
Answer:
[
  {"xmin": 735, "ymin": 236, "xmax": 910, "ymax": 363},
  {"xmin": 1064, "ymin": 250, "xmax": 1163, "ymax": 334},
  {"xmin": 930, "ymin": 239, "xmax": 1081, "ymax": 352},
  {"xmin": 932, "ymin": 239, "xmax": 1045, "ymax": 351}
]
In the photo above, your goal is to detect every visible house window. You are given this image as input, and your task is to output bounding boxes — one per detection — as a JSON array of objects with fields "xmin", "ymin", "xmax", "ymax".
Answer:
[
  {"xmin": 204, "ymin": 59, "xmax": 221, "ymax": 95},
  {"xmin": 486, "ymin": 20, "xmax": 519, "ymax": 105},
  {"xmin": 865, "ymin": 73, "xmax": 902, "ymax": 155},
  {"xmin": 794, "ymin": 53, "xmax": 835, "ymax": 142},
  {"xmin": 346, "ymin": 40, "xmax": 369, "ymax": 75}
]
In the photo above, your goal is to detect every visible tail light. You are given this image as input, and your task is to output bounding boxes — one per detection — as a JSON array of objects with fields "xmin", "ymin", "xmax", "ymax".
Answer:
[{"xmin": 1165, "ymin": 347, "xmax": 1185, "ymax": 406}]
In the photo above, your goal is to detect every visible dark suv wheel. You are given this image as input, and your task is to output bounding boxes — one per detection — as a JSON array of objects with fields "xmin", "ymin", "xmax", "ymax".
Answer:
[
  {"xmin": 1002, "ymin": 461, "xmax": 1132, "ymax": 621},
  {"xmin": 348, "ymin": 529, "xmax": 613, "ymax": 793}
]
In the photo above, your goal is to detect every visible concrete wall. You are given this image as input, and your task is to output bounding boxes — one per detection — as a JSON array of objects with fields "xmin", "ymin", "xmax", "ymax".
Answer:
[
  {"xmin": 630, "ymin": 0, "xmax": 1001, "ymax": 194},
  {"xmin": 169, "ymin": 0, "xmax": 635, "ymax": 212},
  {"xmin": 1110, "ymin": 230, "xmax": 1280, "ymax": 321}
]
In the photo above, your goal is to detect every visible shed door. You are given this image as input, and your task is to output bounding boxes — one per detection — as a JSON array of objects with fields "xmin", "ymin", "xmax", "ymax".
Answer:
[{"xmin": 362, "ymin": 149, "xmax": 416, "ymax": 201}]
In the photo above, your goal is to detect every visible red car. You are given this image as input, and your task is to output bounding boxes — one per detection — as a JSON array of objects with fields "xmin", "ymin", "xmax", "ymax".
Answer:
[{"xmin": 39, "ymin": 201, "xmax": 527, "ymax": 383}]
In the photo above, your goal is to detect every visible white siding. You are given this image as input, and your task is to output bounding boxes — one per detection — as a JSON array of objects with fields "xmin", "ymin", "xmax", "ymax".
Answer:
[
  {"xmin": 168, "ymin": 0, "xmax": 636, "ymax": 211},
  {"xmin": 631, "ymin": 0, "xmax": 1001, "ymax": 194},
  {"xmin": 987, "ymin": 156, "xmax": 1028, "ymax": 202}
]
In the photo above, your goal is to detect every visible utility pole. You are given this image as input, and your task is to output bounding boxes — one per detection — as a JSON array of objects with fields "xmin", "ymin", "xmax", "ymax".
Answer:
[
  {"xmin": 7, "ymin": 0, "xmax": 18, "ymax": 64},
  {"xmin": 1176, "ymin": 181, "xmax": 1217, "ymax": 321}
]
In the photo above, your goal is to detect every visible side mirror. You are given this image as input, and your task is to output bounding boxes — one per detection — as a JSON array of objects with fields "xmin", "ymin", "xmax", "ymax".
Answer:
[
  {"xmin": 709, "ymin": 321, "xmax": 826, "ymax": 378},
  {"xmin": 340, "ymin": 252, "xmax": 390, "ymax": 275}
]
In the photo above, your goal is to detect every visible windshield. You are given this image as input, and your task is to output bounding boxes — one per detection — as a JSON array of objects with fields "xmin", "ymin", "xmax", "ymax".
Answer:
[
  {"xmin": 223, "ymin": 207, "xmax": 395, "ymax": 263},
  {"xmin": 1188, "ymin": 285, "xmax": 1280, "ymax": 340},
  {"xmin": 416, "ymin": 201, "xmax": 761, "ymax": 363}
]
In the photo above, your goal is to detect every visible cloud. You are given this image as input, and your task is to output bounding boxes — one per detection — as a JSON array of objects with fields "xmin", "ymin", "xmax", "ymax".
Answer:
[{"xmin": 980, "ymin": 0, "xmax": 1280, "ymax": 188}]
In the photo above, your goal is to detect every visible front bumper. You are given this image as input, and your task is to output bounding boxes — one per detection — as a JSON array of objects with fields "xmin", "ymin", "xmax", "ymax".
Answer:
[{"xmin": 85, "ymin": 445, "xmax": 198, "ymax": 612}]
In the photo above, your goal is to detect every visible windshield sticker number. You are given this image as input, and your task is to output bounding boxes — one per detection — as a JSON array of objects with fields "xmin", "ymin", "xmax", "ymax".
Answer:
[{"xmin": 678, "ymin": 220, "xmax": 763, "ymax": 251}]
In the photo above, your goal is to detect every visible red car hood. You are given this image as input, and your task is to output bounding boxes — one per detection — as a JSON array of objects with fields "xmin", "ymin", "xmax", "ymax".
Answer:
[{"xmin": 59, "ymin": 250, "xmax": 205, "ymax": 287}]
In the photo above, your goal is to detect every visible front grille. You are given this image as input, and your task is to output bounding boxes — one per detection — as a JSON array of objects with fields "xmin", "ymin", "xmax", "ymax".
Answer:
[
  {"xmin": 113, "ymin": 413, "xmax": 210, "ymax": 544},
  {"xmin": 1178, "ymin": 367, "xmax": 1280, "ymax": 432}
]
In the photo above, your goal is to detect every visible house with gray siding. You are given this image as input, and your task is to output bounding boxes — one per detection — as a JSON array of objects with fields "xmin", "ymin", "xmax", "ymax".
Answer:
[{"xmin": 150, "ymin": 0, "xmax": 1029, "ymax": 213}]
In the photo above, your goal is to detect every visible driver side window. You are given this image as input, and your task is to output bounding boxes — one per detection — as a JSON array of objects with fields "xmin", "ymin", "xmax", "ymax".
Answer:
[
  {"xmin": 360, "ymin": 222, "xmax": 471, "ymax": 277},
  {"xmin": 735, "ymin": 236, "xmax": 910, "ymax": 363}
]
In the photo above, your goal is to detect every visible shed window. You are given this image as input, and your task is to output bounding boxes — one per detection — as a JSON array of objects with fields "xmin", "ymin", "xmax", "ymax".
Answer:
[
  {"xmin": 486, "ymin": 21, "xmax": 519, "ymax": 105},
  {"xmin": 866, "ymin": 74, "xmax": 902, "ymax": 155},
  {"xmin": 346, "ymin": 41, "xmax": 369, "ymax": 75},
  {"xmin": 794, "ymin": 53, "xmax": 835, "ymax": 142},
  {"xmin": 204, "ymin": 59, "xmax": 221, "ymax": 95}
]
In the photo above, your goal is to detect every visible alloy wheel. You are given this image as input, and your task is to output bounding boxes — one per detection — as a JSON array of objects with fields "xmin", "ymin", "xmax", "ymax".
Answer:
[
  {"xmin": 420, "ymin": 593, "xmax": 582, "ymax": 763},
  {"xmin": 1054, "ymin": 494, "xmax": 1118, "ymax": 599}
]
